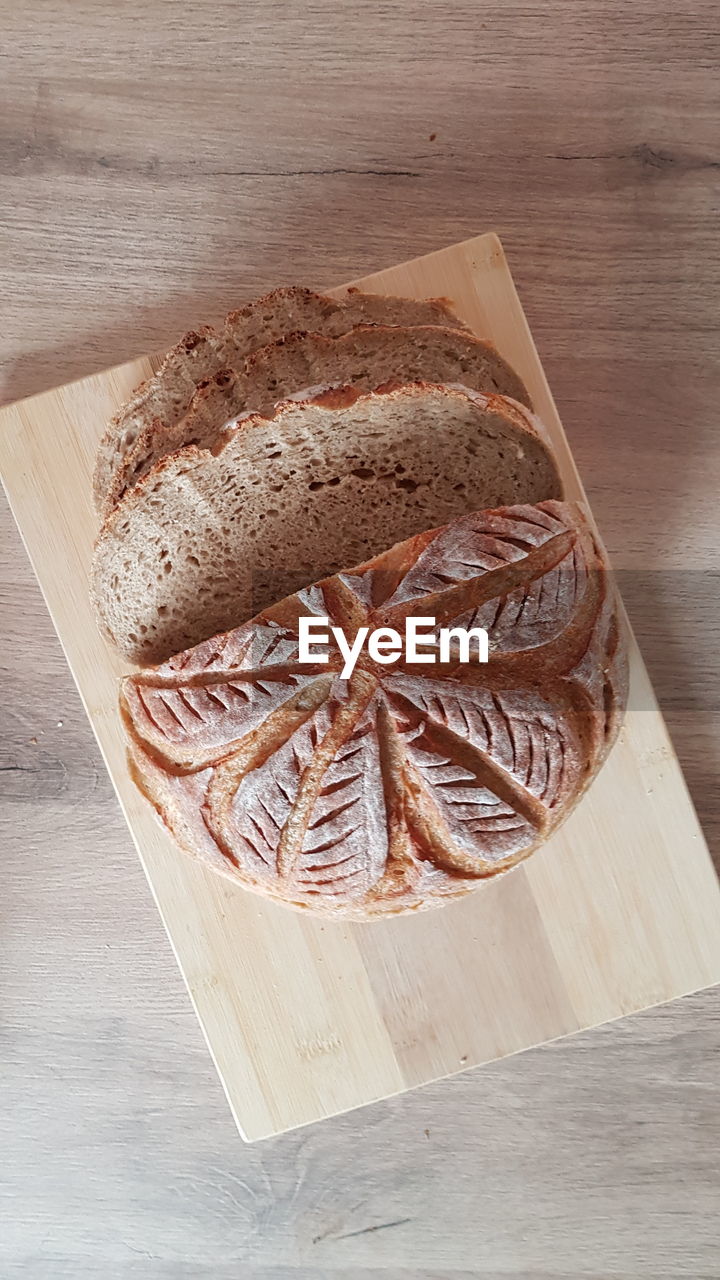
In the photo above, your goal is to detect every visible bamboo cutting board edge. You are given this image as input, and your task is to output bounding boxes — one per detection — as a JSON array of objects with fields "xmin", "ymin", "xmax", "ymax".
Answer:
[{"xmin": 2, "ymin": 232, "xmax": 720, "ymax": 1142}]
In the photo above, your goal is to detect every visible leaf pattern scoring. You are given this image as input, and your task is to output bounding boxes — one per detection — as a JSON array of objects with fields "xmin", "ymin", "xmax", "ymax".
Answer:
[{"xmin": 122, "ymin": 501, "xmax": 628, "ymax": 919}]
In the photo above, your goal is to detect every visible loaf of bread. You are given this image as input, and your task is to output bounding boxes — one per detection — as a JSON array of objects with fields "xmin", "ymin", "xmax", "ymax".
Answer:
[
  {"xmin": 102, "ymin": 324, "xmax": 530, "ymax": 512},
  {"xmin": 93, "ymin": 286, "xmax": 470, "ymax": 514},
  {"xmin": 93, "ymin": 383, "xmax": 560, "ymax": 663},
  {"xmin": 121, "ymin": 501, "xmax": 628, "ymax": 919}
]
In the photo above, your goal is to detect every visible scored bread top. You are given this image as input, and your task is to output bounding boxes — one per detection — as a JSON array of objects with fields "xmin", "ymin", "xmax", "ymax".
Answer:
[
  {"xmin": 92, "ymin": 381, "xmax": 562, "ymax": 664},
  {"xmin": 102, "ymin": 323, "xmax": 530, "ymax": 513},
  {"xmin": 121, "ymin": 500, "xmax": 628, "ymax": 920},
  {"xmin": 93, "ymin": 286, "xmax": 470, "ymax": 514}
]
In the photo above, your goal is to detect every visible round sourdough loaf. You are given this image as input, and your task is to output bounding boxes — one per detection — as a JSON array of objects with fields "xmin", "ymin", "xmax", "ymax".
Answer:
[
  {"xmin": 121, "ymin": 501, "xmax": 628, "ymax": 919},
  {"xmin": 92, "ymin": 382, "xmax": 560, "ymax": 664}
]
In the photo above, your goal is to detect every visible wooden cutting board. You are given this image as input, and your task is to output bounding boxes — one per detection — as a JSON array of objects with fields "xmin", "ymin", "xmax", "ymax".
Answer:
[{"xmin": 2, "ymin": 233, "xmax": 720, "ymax": 1142}]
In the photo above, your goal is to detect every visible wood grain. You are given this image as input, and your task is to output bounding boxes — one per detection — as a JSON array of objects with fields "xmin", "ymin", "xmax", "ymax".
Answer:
[{"xmin": 1, "ymin": 1, "xmax": 719, "ymax": 1274}]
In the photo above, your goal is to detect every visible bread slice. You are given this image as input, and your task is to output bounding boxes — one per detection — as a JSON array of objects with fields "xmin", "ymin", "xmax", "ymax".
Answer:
[
  {"xmin": 106, "ymin": 324, "xmax": 531, "ymax": 511},
  {"xmin": 93, "ymin": 286, "xmax": 469, "ymax": 513},
  {"xmin": 93, "ymin": 382, "xmax": 561, "ymax": 664},
  {"xmin": 121, "ymin": 500, "xmax": 628, "ymax": 918}
]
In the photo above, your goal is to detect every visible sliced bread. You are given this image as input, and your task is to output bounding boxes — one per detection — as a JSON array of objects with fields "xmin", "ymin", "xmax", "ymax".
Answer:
[
  {"xmin": 93, "ymin": 382, "xmax": 561, "ymax": 664},
  {"xmin": 93, "ymin": 286, "xmax": 468, "ymax": 513},
  {"xmin": 107, "ymin": 324, "xmax": 531, "ymax": 511}
]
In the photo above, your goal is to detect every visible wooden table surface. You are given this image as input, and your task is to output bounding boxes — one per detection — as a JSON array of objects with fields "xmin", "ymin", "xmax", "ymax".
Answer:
[{"xmin": 1, "ymin": 3, "xmax": 719, "ymax": 1277}]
